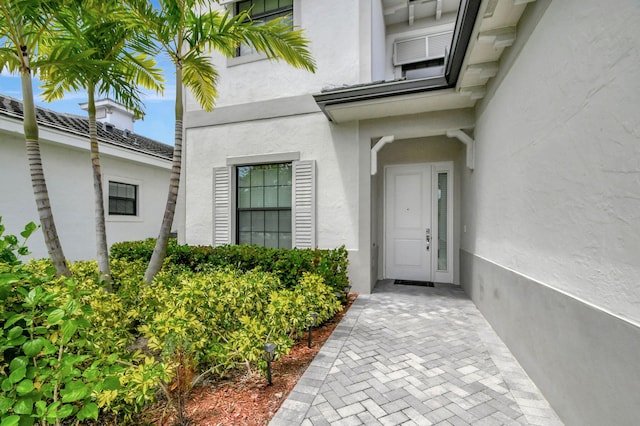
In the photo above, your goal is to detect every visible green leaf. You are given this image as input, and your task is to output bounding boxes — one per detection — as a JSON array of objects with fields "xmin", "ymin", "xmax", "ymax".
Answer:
[
  {"xmin": 60, "ymin": 381, "xmax": 90, "ymax": 403},
  {"xmin": 16, "ymin": 379, "xmax": 34, "ymax": 395},
  {"xmin": 9, "ymin": 366, "xmax": 26, "ymax": 384},
  {"xmin": 56, "ymin": 404, "xmax": 74, "ymax": 419},
  {"xmin": 0, "ymin": 396, "xmax": 14, "ymax": 414},
  {"xmin": 1, "ymin": 378, "xmax": 13, "ymax": 392},
  {"xmin": 60, "ymin": 321, "xmax": 78, "ymax": 344},
  {"xmin": 9, "ymin": 357, "xmax": 28, "ymax": 372},
  {"xmin": 13, "ymin": 397, "xmax": 33, "ymax": 415},
  {"xmin": 22, "ymin": 338, "xmax": 44, "ymax": 357},
  {"xmin": 3, "ymin": 314, "xmax": 25, "ymax": 329},
  {"xmin": 20, "ymin": 222, "xmax": 37, "ymax": 239},
  {"xmin": 7, "ymin": 326, "xmax": 23, "ymax": 340},
  {"xmin": 0, "ymin": 273, "xmax": 19, "ymax": 286},
  {"xmin": 76, "ymin": 402, "xmax": 99, "ymax": 420},
  {"xmin": 46, "ymin": 309, "xmax": 65, "ymax": 325},
  {"xmin": 35, "ymin": 400, "xmax": 47, "ymax": 417},
  {"xmin": 102, "ymin": 376, "xmax": 121, "ymax": 390},
  {"xmin": 0, "ymin": 415, "xmax": 20, "ymax": 426}
]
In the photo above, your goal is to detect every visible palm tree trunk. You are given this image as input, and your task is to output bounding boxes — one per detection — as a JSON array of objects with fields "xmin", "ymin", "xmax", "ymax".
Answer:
[
  {"xmin": 144, "ymin": 65, "xmax": 183, "ymax": 283},
  {"xmin": 87, "ymin": 86, "xmax": 112, "ymax": 291},
  {"xmin": 20, "ymin": 61, "xmax": 70, "ymax": 277}
]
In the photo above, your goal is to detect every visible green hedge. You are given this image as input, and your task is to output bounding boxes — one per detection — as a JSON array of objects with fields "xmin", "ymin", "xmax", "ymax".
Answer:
[{"xmin": 110, "ymin": 239, "xmax": 350, "ymax": 292}]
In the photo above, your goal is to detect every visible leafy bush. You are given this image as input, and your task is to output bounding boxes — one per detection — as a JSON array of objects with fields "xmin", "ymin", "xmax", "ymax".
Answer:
[
  {"xmin": 0, "ymin": 222, "xmax": 171, "ymax": 425},
  {"xmin": 1, "ymin": 220, "xmax": 347, "ymax": 424},
  {"xmin": 110, "ymin": 239, "xmax": 350, "ymax": 292}
]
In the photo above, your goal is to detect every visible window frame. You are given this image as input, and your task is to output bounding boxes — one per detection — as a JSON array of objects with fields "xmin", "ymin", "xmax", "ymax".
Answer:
[
  {"xmin": 104, "ymin": 175, "xmax": 143, "ymax": 222},
  {"xmin": 227, "ymin": 0, "xmax": 298, "ymax": 67},
  {"xmin": 235, "ymin": 162, "xmax": 293, "ymax": 249}
]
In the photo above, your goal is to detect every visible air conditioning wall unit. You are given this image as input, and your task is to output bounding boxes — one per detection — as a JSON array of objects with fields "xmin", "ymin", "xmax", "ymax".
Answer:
[{"xmin": 393, "ymin": 30, "xmax": 453, "ymax": 66}]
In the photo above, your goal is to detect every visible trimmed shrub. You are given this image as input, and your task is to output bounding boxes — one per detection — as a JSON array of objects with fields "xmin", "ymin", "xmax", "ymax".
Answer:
[{"xmin": 110, "ymin": 240, "xmax": 350, "ymax": 292}]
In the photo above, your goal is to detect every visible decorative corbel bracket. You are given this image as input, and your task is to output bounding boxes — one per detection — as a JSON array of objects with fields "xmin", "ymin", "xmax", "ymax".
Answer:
[
  {"xmin": 371, "ymin": 135, "xmax": 394, "ymax": 175},
  {"xmin": 446, "ymin": 129, "xmax": 475, "ymax": 170}
]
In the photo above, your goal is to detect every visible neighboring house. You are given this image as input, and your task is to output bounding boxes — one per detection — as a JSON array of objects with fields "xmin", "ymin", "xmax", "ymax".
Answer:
[
  {"xmin": 0, "ymin": 95, "xmax": 176, "ymax": 261},
  {"xmin": 180, "ymin": 0, "xmax": 639, "ymax": 424}
]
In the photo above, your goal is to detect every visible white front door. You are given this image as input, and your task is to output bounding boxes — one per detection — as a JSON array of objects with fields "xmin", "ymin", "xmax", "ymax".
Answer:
[
  {"xmin": 384, "ymin": 162, "xmax": 454, "ymax": 283},
  {"xmin": 384, "ymin": 164, "xmax": 432, "ymax": 281}
]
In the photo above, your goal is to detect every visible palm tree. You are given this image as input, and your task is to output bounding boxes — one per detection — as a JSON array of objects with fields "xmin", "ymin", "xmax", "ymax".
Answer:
[
  {"xmin": 0, "ymin": 0, "xmax": 72, "ymax": 276},
  {"xmin": 125, "ymin": 0, "xmax": 316, "ymax": 283},
  {"xmin": 39, "ymin": 0, "xmax": 164, "ymax": 290}
]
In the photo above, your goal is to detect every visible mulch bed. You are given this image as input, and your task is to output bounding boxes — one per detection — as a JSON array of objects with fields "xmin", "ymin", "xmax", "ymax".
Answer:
[{"xmin": 144, "ymin": 294, "xmax": 357, "ymax": 426}]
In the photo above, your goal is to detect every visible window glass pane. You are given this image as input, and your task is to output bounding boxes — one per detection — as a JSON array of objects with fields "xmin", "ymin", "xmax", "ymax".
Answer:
[
  {"xmin": 264, "ymin": 186, "xmax": 278, "ymax": 208},
  {"xmin": 279, "ymin": 232, "xmax": 291, "ymax": 249},
  {"xmin": 250, "ymin": 167, "xmax": 264, "ymax": 186},
  {"xmin": 238, "ymin": 1, "xmax": 252, "ymax": 12},
  {"xmin": 280, "ymin": 0, "xmax": 293, "ymax": 7},
  {"xmin": 265, "ymin": 211, "xmax": 278, "ymax": 232},
  {"xmin": 279, "ymin": 210, "xmax": 291, "ymax": 233},
  {"xmin": 264, "ymin": 167, "xmax": 278, "ymax": 186},
  {"xmin": 238, "ymin": 167, "xmax": 251, "ymax": 187},
  {"xmin": 437, "ymin": 172, "xmax": 448, "ymax": 271},
  {"xmin": 251, "ymin": 231, "xmax": 265, "ymax": 246},
  {"xmin": 266, "ymin": 0, "xmax": 279, "ymax": 13},
  {"xmin": 279, "ymin": 164, "xmax": 292, "ymax": 185},
  {"xmin": 238, "ymin": 188, "xmax": 250, "ymax": 208},
  {"xmin": 264, "ymin": 233, "xmax": 278, "ymax": 249},
  {"xmin": 251, "ymin": 211, "xmax": 265, "ymax": 232},
  {"xmin": 250, "ymin": 187, "xmax": 263, "ymax": 208},
  {"xmin": 250, "ymin": 0, "xmax": 264, "ymax": 14},
  {"xmin": 239, "ymin": 232, "xmax": 251, "ymax": 245},
  {"xmin": 239, "ymin": 211, "xmax": 251, "ymax": 232},
  {"xmin": 278, "ymin": 185, "xmax": 291, "ymax": 207}
]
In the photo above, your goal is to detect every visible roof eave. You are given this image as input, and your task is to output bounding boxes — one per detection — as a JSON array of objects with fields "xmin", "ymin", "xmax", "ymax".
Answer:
[{"xmin": 313, "ymin": 0, "xmax": 482, "ymax": 122}]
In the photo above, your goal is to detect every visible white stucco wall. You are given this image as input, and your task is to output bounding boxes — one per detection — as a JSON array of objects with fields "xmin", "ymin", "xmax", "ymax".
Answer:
[
  {"xmin": 186, "ymin": 0, "xmax": 362, "ymax": 111},
  {"xmin": 184, "ymin": 112, "xmax": 359, "ymax": 250},
  {"xmin": 0, "ymin": 127, "xmax": 174, "ymax": 261},
  {"xmin": 462, "ymin": 0, "xmax": 640, "ymax": 323}
]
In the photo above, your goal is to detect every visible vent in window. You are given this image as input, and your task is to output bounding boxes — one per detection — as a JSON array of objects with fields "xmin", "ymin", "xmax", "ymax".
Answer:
[{"xmin": 393, "ymin": 31, "xmax": 453, "ymax": 66}]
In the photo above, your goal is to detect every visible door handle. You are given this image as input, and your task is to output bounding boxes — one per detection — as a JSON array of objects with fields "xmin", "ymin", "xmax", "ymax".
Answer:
[{"xmin": 426, "ymin": 228, "xmax": 431, "ymax": 251}]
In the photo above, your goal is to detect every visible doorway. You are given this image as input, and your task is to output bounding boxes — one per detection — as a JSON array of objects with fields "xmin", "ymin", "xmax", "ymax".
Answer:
[{"xmin": 384, "ymin": 162, "xmax": 453, "ymax": 283}]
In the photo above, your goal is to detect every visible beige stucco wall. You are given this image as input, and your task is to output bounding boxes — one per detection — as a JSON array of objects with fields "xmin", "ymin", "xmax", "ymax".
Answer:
[
  {"xmin": 186, "ymin": 0, "xmax": 364, "ymax": 111},
  {"xmin": 462, "ymin": 0, "xmax": 640, "ymax": 324},
  {"xmin": 0, "ymin": 127, "xmax": 174, "ymax": 261},
  {"xmin": 184, "ymin": 112, "xmax": 360, "ymax": 250}
]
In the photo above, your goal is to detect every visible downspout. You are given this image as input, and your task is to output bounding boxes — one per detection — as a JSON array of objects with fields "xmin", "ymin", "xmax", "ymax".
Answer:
[{"xmin": 371, "ymin": 135, "xmax": 395, "ymax": 175}]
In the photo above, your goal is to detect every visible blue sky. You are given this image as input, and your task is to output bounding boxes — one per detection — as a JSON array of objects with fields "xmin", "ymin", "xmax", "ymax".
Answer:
[
  {"xmin": 1, "ymin": 0, "xmax": 177, "ymax": 146},
  {"xmin": 0, "ymin": 60, "xmax": 177, "ymax": 146}
]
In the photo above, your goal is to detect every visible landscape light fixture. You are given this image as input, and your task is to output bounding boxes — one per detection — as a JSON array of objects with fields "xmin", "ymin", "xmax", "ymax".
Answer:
[
  {"xmin": 263, "ymin": 342, "xmax": 277, "ymax": 386},
  {"xmin": 308, "ymin": 312, "xmax": 319, "ymax": 348},
  {"xmin": 343, "ymin": 285, "xmax": 352, "ymax": 297}
]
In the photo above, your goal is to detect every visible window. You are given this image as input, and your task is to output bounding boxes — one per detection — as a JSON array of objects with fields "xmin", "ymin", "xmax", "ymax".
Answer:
[
  {"xmin": 235, "ymin": 0, "xmax": 294, "ymax": 56},
  {"xmin": 108, "ymin": 181, "xmax": 137, "ymax": 216},
  {"xmin": 236, "ymin": 163, "xmax": 292, "ymax": 248}
]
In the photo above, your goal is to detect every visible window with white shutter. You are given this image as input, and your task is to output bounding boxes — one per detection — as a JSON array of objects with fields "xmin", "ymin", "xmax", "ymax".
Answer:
[{"xmin": 212, "ymin": 159, "xmax": 315, "ymax": 249}]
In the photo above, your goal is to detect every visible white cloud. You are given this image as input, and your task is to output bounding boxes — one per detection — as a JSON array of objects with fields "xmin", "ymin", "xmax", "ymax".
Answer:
[{"xmin": 142, "ymin": 84, "xmax": 176, "ymax": 102}]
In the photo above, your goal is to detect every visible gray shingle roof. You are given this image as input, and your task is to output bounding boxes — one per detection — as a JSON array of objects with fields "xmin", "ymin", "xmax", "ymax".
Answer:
[{"xmin": 0, "ymin": 94, "xmax": 173, "ymax": 160}]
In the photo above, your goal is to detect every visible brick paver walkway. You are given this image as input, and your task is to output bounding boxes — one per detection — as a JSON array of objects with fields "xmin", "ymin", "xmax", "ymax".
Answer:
[{"xmin": 271, "ymin": 281, "xmax": 562, "ymax": 425}]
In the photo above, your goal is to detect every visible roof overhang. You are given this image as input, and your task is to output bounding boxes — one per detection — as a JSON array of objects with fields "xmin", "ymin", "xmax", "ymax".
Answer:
[{"xmin": 314, "ymin": 0, "xmax": 482, "ymax": 123}]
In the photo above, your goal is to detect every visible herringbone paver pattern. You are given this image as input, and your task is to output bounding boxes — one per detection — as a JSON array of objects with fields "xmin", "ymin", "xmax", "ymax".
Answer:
[{"xmin": 271, "ymin": 281, "xmax": 562, "ymax": 425}]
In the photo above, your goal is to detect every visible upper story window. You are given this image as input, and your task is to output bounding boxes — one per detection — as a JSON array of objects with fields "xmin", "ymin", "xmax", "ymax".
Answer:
[
  {"xmin": 108, "ymin": 181, "xmax": 138, "ymax": 216},
  {"xmin": 236, "ymin": 163, "xmax": 292, "ymax": 249},
  {"xmin": 236, "ymin": 0, "xmax": 294, "ymax": 56}
]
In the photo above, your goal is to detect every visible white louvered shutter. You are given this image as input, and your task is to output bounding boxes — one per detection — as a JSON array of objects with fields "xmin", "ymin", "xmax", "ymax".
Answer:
[
  {"xmin": 212, "ymin": 166, "xmax": 232, "ymax": 246},
  {"xmin": 292, "ymin": 160, "xmax": 316, "ymax": 248}
]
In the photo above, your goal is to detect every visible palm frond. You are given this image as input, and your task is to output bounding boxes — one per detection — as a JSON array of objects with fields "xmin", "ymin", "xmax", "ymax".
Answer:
[{"xmin": 181, "ymin": 51, "xmax": 218, "ymax": 111}]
